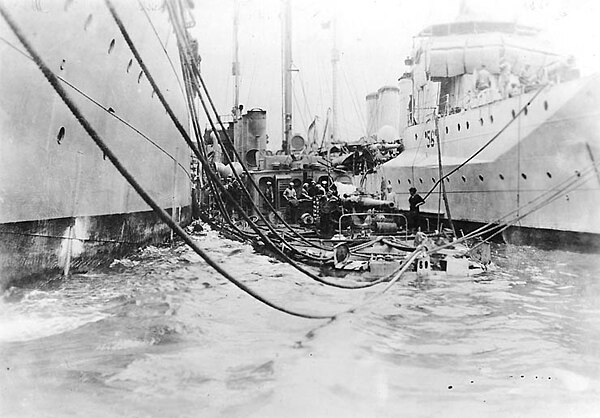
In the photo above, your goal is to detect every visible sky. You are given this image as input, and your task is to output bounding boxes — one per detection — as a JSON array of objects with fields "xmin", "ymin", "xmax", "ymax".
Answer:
[{"xmin": 191, "ymin": 0, "xmax": 600, "ymax": 150}]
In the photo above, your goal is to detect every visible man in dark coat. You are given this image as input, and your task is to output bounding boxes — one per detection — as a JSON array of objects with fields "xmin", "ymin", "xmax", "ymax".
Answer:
[{"xmin": 408, "ymin": 187, "xmax": 425, "ymax": 231}]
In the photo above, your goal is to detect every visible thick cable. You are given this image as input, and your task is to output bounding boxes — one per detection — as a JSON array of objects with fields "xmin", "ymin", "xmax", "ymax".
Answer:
[
  {"xmin": 107, "ymin": 0, "xmax": 390, "ymax": 289},
  {"xmin": 165, "ymin": 3, "xmax": 339, "ymax": 259},
  {"xmin": 192, "ymin": 62, "xmax": 333, "ymax": 251},
  {"xmin": 188, "ymin": 50, "xmax": 332, "ymax": 251},
  {"xmin": 179, "ymin": 56, "xmax": 255, "ymax": 240},
  {"xmin": 164, "ymin": 1, "xmax": 317, "ymax": 251},
  {"xmin": 0, "ymin": 3, "xmax": 336, "ymax": 320}
]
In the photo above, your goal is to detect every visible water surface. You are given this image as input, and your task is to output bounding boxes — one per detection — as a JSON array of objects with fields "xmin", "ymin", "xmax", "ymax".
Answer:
[{"xmin": 1, "ymin": 230, "xmax": 599, "ymax": 417}]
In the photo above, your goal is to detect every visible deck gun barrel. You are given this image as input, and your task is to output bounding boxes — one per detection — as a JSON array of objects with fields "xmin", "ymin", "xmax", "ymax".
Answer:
[{"xmin": 341, "ymin": 195, "xmax": 395, "ymax": 209}]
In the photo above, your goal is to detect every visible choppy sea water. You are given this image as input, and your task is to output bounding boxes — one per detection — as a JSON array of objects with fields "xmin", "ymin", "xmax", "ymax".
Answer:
[{"xmin": 1, "ymin": 229, "xmax": 599, "ymax": 418}]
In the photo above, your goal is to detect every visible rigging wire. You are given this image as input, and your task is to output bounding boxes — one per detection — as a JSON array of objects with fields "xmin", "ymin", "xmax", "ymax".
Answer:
[
  {"xmin": 0, "ymin": 229, "xmax": 142, "ymax": 245},
  {"xmin": 340, "ymin": 65, "xmax": 366, "ymax": 134},
  {"xmin": 422, "ymin": 85, "xmax": 548, "ymax": 201},
  {"xmin": 137, "ymin": 0, "xmax": 186, "ymax": 100},
  {"xmin": 430, "ymin": 163, "xmax": 599, "ymax": 253},
  {"xmin": 296, "ymin": 71, "xmax": 313, "ymax": 125},
  {"xmin": 292, "ymin": 83, "xmax": 308, "ymax": 130},
  {"xmin": 0, "ymin": 36, "xmax": 191, "ymax": 180}
]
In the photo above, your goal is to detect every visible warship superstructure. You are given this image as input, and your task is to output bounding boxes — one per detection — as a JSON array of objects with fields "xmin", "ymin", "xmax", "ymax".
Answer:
[{"xmin": 362, "ymin": 17, "xmax": 600, "ymax": 248}]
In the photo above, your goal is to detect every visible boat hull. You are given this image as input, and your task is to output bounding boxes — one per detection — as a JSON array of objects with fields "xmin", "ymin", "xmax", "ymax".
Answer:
[
  {"xmin": 361, "ymin": 74, "xmax": 600, "ymax": 248},
  {"xmin": 0, "ymin": 207, "xmax": 190, "ymax": 289},
  {"xmin": 0, "ymin": 1, "xmax": 192, "ymax": 287}
]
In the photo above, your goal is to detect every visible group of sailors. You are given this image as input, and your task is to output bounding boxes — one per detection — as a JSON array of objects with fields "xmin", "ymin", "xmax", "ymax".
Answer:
[
  {"xmin": 473, "ymin": 56, "xmax": 579, "ymax": 104},
  {"xmin": 216, "ymin": 173, "xmax": 426, "ymax": 236},
  {"xmin": 475, "ymin": 62, "xmax": 528, "ymax": 100},
  {"xmin": 221, "ymin": 175, "xmax": 245, "ymax": 218},
  {"xmin": 279, "ymin": 180, "xmax": 340, "ymax": 234}
]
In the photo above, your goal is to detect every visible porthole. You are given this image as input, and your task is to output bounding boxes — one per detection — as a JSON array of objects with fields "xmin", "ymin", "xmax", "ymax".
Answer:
[
  {"xmin": 56, "ymin": 126, "xmax": 65, "ymax": 144},
  {"xmin": 414, "ymin": 133, "xmax": 418, "ymax": 141},
  {"xmin": 419, "ymin": 178, "xmax": 423, "ymax": 184},
  {"xmin": 511, "ymin": 109, "xmax": 516, "ymax": 118},
  {"xmin": 397, "ymin": 179, "xmax": 402, "ymax": 184},
  {"xmin": 108, "ymin": 39, "xmax": 115, "ymax": 54},
  {"xmin": 138, "ymin": 71, "xmax": 143, "ymax": 83},
  {"xmin": 466, "ymin": 121, "xmax": 470, "ymax": 129},
  {"xmin": 479, "ymin": 117, "xmax": 484, "ymax": 126},
  {"xmin": 445, "ymin": 126, "xmax": 449, "ymax": 134},
  {"xmin": 544, "ymin": 101, "xmax": 549, "ymax": 111},
  {"xmin": 521, "ymin": 173, "xmax": 527, "ymax": 180},
  {"xmin": 490, "ymin": 115, "xmax": 494, "ymax": 124},
  {"xmin": 546, "ymin": 172, "xmax": 552, "ymax": 178},
  {"xmin": 461, "ymin": 175, "xmax": 466, "ymax": 182},
  {"xmin": 431, "ymin": 177, "xmax": 436, "ymax": 183},
  {"xmin": 407, "ymin": 179, "xmax": 412, "ymax": 184},
  {"xmin": 457, "ymin": 123, "xmax": 461, "ymax": 132},
  {"xmin": 127, "ymin": 59, "xmax": 133, "ymax": 73},
  {"xmin": 478, "ymin": 174, "xmax": 484, "ymax": 181},
  {"xmin": 499, "ymin": 173, "xmax": 505, "ymax": 180},
  {"xmin": 524, "ymin": 106, "xmax": 528, "ymax": 116},
  {"xmin": 84, "ymin": 14, "xmax": 93, "ymax": 31}
]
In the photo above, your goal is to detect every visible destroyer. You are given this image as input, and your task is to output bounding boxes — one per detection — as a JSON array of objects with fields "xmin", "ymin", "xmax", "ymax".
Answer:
[{"xmin": 360, "ymin": 14, "xmax": 600, "ymax": 250}]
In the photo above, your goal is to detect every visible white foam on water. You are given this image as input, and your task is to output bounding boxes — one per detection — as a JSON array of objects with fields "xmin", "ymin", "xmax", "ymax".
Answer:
[
  {"xmin": 0, "ymin": 304, "xmax": 108, "ymax": 343},
  {"xmin": 0, "ymin": 288, "xmax": 108, "ymax": 343}
]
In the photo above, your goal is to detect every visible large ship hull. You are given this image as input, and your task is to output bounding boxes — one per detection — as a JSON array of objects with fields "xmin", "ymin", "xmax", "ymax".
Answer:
[
  {"xmin": 360, "ymin": 74, "xmax": 600, "ymax": 248},
  {"xmin": 0, "ymin": 1, "xmax": 191, "ymax": 289}
]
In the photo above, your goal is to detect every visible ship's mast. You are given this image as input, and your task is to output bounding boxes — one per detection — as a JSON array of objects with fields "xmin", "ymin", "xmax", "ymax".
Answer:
[
  {"xmin": 232, "ymin": 0, "xmax": 240, "ymax": 118},
  {"xmin": 282, "ymin": 0, "xmax": 292, "ymax": 154},
  {"xmin": 331, "ymin": 11, "xmax": 339, "ymax": 144}
]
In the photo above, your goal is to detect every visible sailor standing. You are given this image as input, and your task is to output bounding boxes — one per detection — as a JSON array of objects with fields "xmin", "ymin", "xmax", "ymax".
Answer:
[
  {"xmin": 475, "ymin": 64, "xmax": 491, "ymax": 91},
  {"xmin": 264, "ymin": 181, "xmax": 274, "ymax": 211},
  {"xmin": 408, "ymin": 187, "xmax": 425, "ymax": 232},
  {"xmin": 300, "ymin": 183, "xmax": 310, "ymax": 200},
  {"xmin": 283, "ymin": 182, "xmax": 298, "ymax": 223}
]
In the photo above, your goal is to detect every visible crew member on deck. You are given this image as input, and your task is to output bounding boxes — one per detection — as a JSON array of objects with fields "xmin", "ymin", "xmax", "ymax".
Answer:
[
  {"xmin": 408, "ymin": 187, "xmax": 425, "ymax": 232},
  {"xmin": 300, "ymin": 183, "xmax": 310, "ymax": 200},
  {"xmin": 475, "ymin": 64, "xmax": 491, "ymax": 91},
  {"xmin": 316, "ymin": 181, "xmax": 326, "ymax": 196},
  {"xmin": 308, "ymin": 180, "xmax": 318, "ymax": 197},
  {"xmin": 264, "ymin": 181, "xmax": 274, "ymax": 211},
  {"xmin": 283, "ymin": 182, "xmax": 298, "ymax": 223}
]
